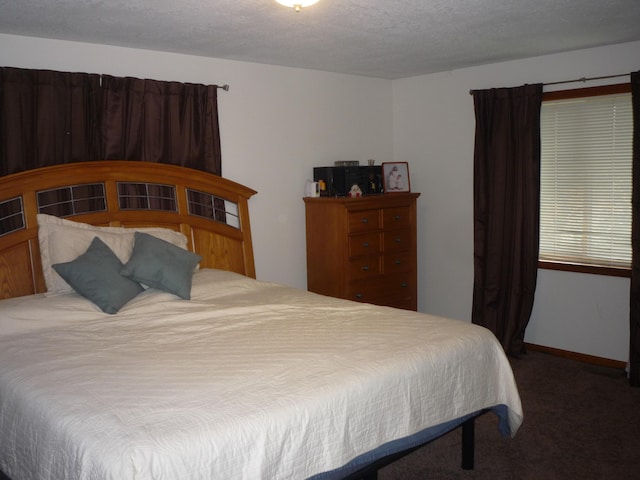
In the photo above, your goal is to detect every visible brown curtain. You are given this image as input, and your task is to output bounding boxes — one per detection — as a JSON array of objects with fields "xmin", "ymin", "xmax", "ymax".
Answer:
[
  {"xmin": 471, "ymin": 84, "xmax": 543, "ymax": 357},
  {"xmin": 1, "ymin": 68, "xmax": 222, "ymax": 177},
  {"xmin": 100, "ymin": 75, "xmax": 221, "ymax": 175},
  {"xmin": 630, "ymin": 71, "xmax": 640, "ymax": 387},
  {"xmin": 0, "ymin": 67, "xmax": 102, "ymax": 176}
]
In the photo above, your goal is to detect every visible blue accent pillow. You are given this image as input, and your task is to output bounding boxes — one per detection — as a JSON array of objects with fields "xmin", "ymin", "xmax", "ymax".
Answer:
[
  {"xmin": 52, "ymin": 237, "xmax": 145, "ymax": 314},
  {"xmin": 120, "ymin": 232, "xmax": 202, "ymax": 299}
]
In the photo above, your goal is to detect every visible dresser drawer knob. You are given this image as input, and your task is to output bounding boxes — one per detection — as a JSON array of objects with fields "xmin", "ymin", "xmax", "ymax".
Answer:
[
  {"xmin": 362, "ymin": 241, "xmax": 370, "ymax": 248},
  {"xmin": 400, "ymin": 282, "xmax": 408, "ymax": 288},
  {"xmin": 361, "ymin": 218, "xmax": 369, "ymax": 224},
  {"xmin": 355, "ymin": 293, "xmax": 363, "ymax": 299},
  {"xmin": 362, "ymin": 265, "xmax": 370, "ymax": 271},
  {"xmin": 394, "ymin": 237, "xmax": 401, "ymax": 243},
  {"xmin": 394, "ymin": 214, "xmax": 401, "ymax": 220},
  {"xmin": 394, "ymin": 259, "xmax": 401, "ymax": 265}
]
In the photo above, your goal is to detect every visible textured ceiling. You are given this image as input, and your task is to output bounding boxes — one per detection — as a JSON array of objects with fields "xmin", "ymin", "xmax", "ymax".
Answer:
[{"xmin": 1, "ymin": 0, "xmax": 639, "ymax": 79}]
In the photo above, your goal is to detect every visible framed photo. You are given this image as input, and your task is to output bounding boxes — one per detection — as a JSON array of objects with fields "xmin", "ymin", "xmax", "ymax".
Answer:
[{"xmin": 382, "ymin": 162, "xmax": 410, "ymax": 193}]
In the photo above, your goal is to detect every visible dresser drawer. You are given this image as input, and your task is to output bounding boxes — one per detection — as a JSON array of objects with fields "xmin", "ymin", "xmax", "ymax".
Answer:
[
  {"xmin": 383, "ymin": 229, "xmax": 412, "ymax": 252},
  {"xmin": 383, "ymin": 207, "xmax": 412, "ymax": 229},
  {"xmin": 349, "ymin": 255, "xmax": 381, "ymax": 280},
  {"xmin": 384, "ymin": 297, "xmax": 416, "ymax": 310},
  {"xmin": 349, "ymin": 233, "xmax": 381, "ymax": 257},
  {"xmin": 348, "ymin": 209, "xmax": 380, "ymax": 233},
  {"xmin": 383, "ymin": 251, "xmax": 412, "ymax": 274},
  {"xmin": 348, "ymin": 274, "xmax": 414, "ymax": 304}
]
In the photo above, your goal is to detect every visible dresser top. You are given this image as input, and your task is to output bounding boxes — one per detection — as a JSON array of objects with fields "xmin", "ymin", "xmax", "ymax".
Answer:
[{"xmin": 303, "ymin": 192, "xmax": 420, "ymax": 207}]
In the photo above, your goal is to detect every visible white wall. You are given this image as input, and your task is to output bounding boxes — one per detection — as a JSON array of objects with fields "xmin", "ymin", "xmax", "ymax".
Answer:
[
  {"xmin": 0, "ymin": 34, "xmax": 394, "ymax": 289},
  {"xmin": 2, "ymin": 33, "xmax": 637, "ymax": 362},
  {"xmin": 392, "ymin": 41, "xmax": 640, "ymax": 362}
]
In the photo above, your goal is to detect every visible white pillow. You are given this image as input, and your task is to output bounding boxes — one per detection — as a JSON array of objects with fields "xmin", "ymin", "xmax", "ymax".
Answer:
[{"xmin": 37, "ymin": 214, "xmax": 190, "ymax": 295}]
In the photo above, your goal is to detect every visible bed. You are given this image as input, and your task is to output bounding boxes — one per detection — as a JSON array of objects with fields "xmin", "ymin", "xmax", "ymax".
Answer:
[{"xmin": 0, "ymin": 161, "xmax": 523, "ymax": 480}]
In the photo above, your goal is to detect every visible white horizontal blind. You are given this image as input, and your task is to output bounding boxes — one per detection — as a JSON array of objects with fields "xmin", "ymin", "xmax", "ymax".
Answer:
[{"xmin": 540, "ymin": 92, "xmax": 632, "ymax": 268}]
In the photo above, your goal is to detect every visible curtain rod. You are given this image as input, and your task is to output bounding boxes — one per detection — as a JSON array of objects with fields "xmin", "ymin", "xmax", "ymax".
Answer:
[
  {"xmin": 468, "ymin": 72, "xmax": 630, "ymax": 95},
  {"xmin": 94, "ymin": 75, "xmax": 230, "ymax": 91}
]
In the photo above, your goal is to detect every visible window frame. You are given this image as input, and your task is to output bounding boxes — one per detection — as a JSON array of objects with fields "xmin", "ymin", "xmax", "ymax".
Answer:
[{"xmin": 539, "ymin": 83, "xmax": 632, "ymax": 279}]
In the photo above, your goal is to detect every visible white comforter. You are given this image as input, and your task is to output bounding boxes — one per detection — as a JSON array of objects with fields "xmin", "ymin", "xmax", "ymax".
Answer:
[{"xmin": 0, "ymin": 269, "xmax": 522, "ymax": 480}]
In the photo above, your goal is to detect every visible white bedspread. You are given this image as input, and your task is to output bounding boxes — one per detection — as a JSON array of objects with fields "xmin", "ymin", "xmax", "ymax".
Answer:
[{"xmin": 0, "ymin": 269, "xmax": 522, "ymax": 480}]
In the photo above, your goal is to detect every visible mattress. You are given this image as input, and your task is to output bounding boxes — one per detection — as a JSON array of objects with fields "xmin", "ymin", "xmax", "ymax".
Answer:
[{"xmin": 0, "ymin": 269, "xmax": 522, "ymax": 479}]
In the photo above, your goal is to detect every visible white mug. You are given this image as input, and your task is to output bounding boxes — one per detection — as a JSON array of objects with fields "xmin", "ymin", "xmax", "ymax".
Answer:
[{"xmin": 305, "ymin": 180, "xmax": 320, "ymax": 197}]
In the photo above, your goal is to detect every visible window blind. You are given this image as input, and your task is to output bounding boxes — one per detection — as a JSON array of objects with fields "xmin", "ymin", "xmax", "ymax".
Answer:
[{"xmin": 540, "ymin": 92, "xmax": 633, "ymax": 268}]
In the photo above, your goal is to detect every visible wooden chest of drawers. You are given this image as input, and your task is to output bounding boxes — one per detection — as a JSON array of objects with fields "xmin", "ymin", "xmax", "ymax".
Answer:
[{"xmin": 304, "ymin": 193, "xmax": 420, "ymax": 310}]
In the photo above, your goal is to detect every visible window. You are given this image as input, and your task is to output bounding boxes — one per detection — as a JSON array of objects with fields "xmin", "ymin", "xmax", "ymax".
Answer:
[{"xmin": 539, "ymin": 84, "xmax": 632, "ymax": 277}]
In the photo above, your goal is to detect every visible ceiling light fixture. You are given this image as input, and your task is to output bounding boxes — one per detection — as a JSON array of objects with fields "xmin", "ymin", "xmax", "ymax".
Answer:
[{"xmin": 275, "ymin": 0, "xmax": 320, "ymax": 13}]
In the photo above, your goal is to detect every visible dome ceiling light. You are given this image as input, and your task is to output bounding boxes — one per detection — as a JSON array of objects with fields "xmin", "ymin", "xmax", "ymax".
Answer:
[{"xmin": 275, "ymin": 1, "xmax": 321, "ymax": 13}]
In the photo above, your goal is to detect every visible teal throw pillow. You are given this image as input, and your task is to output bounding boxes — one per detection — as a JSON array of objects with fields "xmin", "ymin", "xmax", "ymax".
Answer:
[
  {"xmin": 120, "ymin": 232, "xmax": 201, "ymax": 299},
  {"xmin": 52, "ymin": 236, "xmax": 145, "ymax": 314}
]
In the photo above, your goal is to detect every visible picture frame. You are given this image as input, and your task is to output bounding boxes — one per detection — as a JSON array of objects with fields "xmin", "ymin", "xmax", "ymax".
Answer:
[{"xmin": 382, "ymin": 162, "xmax": 410, "ymax": 193}]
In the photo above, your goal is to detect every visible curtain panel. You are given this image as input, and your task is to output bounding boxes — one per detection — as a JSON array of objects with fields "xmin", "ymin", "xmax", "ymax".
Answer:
[
  {"xmin": 0, "ymin": 67, "xmax": 222, "ymax": 176},
  {"xmin": 630, "ymin": 71, "xmax": 640, "ymax": 387},
  {"xmin": 471, "ymin": 84, "xmax": 543, "ymax": 357},
  {"xmin": 0, "ymin": 67, "xmax": 102, "ymax": 176},
  {"xmin": 100, "ymin": 76, "xmax": 221, "ymax": 174}
]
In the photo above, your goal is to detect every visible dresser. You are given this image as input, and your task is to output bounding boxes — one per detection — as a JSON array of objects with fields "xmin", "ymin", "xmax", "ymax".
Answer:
[{"xmin": 304, "ymin": 193, "xmax": 420, "ymax": 311}]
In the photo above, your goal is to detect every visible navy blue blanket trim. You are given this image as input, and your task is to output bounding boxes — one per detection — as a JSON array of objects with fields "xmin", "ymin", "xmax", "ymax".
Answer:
[{"xmin": 308, "ymin": 404, "xmax": 511, "ymax": 480}]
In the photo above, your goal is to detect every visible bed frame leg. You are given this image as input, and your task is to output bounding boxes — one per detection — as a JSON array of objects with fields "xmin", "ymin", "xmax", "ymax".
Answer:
[{"xmin": 461, "ymin": 417, "xmax": 475, "ymax": 470}]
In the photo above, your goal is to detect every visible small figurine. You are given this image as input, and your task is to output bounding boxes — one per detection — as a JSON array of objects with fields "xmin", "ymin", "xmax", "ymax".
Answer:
[
  {"xmin": 318, "ymin": 179, "xmax": 326, "ymax": 195},
  {"xmin": 368, "ymin": 172, "xmax": 377, "ymax": 193},
  {"xmin": 348, "ymin": 184, "xmax": 362, "ymax": 198}
]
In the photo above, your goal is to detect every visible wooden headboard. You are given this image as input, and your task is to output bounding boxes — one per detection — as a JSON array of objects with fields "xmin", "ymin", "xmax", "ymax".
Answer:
[{"xmin": 0, "ymin": 161, "xmax": 257, "ymax": 300}]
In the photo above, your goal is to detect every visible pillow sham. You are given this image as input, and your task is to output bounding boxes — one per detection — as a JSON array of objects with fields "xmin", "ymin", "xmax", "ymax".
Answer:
[
  {"xmin": 121, "ymin": 232, "xmax": 202, "ymax": 299},
  {"xmin": 37, "ymin": 214, "xmax": 189, "ymax": 295},
  {"xmin": 52, "ymin": 237, "xmax": 144, "ymax": 314}
]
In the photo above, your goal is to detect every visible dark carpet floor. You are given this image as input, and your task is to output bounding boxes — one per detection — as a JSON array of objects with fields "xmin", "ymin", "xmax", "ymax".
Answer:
[{"xmin": 378, "ymin": 350, "xmax": 640, "ymax": 480}]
